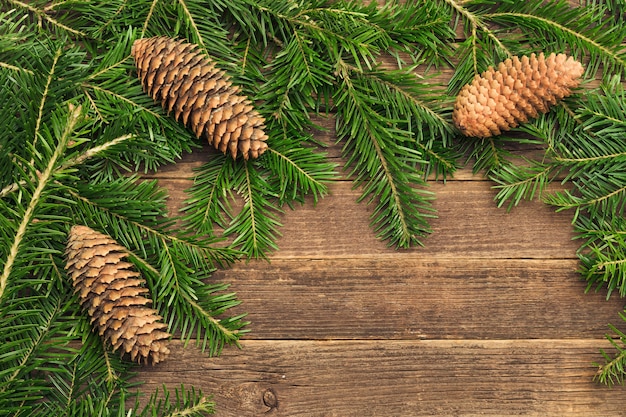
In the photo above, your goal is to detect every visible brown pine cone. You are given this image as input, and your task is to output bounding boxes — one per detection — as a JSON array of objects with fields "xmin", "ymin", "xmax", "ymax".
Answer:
[
  {"xmin": 453, "ymin": 53, "xmax": 584, "ymax": 137},
  {"xmin": 131, "ymin": 36, "xmax": 268, "ymax": 160},
  {"xmin": 65, "ymin": 225, "xmax": 170, "ymax": 364}
]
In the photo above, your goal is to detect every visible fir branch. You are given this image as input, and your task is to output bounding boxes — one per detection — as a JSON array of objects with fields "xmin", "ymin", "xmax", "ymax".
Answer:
[
  {"xmin": 130, "ymin": 244, "xmax": 244, "ymax": 356},
  {"xmin": 137, "ymin": 385, "xmax": 215, "ymax": 417},
  {"xmin": 0, "ymin": 294, "xmax": 74, "ymax": 415},
  {"xmin": 34, "ymin": 326, "xmax": 135, "ymax": 416},
  {"xmin": 491, "ymin": 162, "xmax": 555, "ymax": 210},
  {"xmin": 0, "ymin": 295, "xmax": 63, "ymax": 395},
  {"xmin": 100, "ymin": 345, "xmax": 118, "ymax": 386},
  {"xmin": 59, "ymin": 134, "xmax": 136, "ymax": 170},
  {"xmin": 334, "ymin": 61, "xmax": 435, "ymax": 247},
  {"xmin": 31, "ymin": 46, "xmax": 62, "ymax": 160},
  {"xmin": 486, "ymin": 1, "xmax": 626, "ymax": 76},
  {"xmin": 595, "ymin": 315, "xmax": 626, "ymax": 387},
  {"xmin": 181, "ymin": 158, "xmax": 233, "ymax": 238},
  {"xmin": 442, "ymin": 0, "xmax": 512, "ymax": 93},
  {"xmin": 358, "ymin": 67, "xmax": 451, "ymax": 140},
  {"xmin": 153, "ymin": 0, "xmax": 232, "ymax": 59},
  {"xmin": 224, "ymin": 160, "xmax": 283, "ymax": 258},
  {"xmin": 243, "ymin": 0, "xmax": 388, "ymax": 69},
  {"xmin": 0, "ymin": 103, "xmax": 81, "ymax": 300},
  {"xmin": 554, "ymin": 151, "xmax": 626, "ymax": 164},
  {"xmin": 66, "ymin": 179, "xmax": 236, "ymax": 268},
  {"xmin": 371, "ymin": 0, "xmax": 455, "ymax": 66},
  {"xmin": 0, "ymin": 11, "xmax": 35, "ymax": 75},
  {"xmin": 258, "ymin": 29, "xmax": 333, "ymax": 125},
  {"xmin": 443, "ymin": 0, "xmax": 510, "ymax": 58},
  {"xmin": 265, "ymin": 144, "xmax": 335, "ymax": 205},
  {"xmin": 459, "ymin": 136, "xmax": 511, "ymax": 175},
  {"xmin": 81, "ymin": 82, "xmax": 161, "ymax": 119},
  {"xmin": 574, "ymin": 215, "xmax": 626, "ymax": 298},
  {"xmin": 549, "ymin": 175, "xmax": 626, "ymax": 216},
  {"xmin": 5, "ymin": 0, "xmax": 86, "ymax": 36}
]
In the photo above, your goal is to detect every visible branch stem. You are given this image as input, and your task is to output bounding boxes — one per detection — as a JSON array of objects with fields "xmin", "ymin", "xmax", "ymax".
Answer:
[
  {"xmin": 442, "ymin": 0, "xmax": 511, "ymax": 62},
  {"xmin": 0, "ymin": 61, "xmax": 34, "ymax": 74},
  {"xmin": 6, "ymin": 0, "xmax": 86, "ymax": 36},
  {"xmin": 32, "ymin": 47, "xmax": 63, "ymax": 165}
]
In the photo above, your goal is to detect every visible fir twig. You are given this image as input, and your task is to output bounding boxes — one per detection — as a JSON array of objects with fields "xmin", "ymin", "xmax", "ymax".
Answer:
[
  {"xmin": 0, "ymin": 103, "xmax": 81, "ymax": 299},
  {"xmin": 595, "ymin": 313, "xmax": 626, "ymax": 387}
]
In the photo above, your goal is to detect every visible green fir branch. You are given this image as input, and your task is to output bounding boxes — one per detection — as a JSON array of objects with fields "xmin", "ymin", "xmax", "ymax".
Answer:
[
  {"xmin": 595, "ymin": 314, "xmax": 626, "ymax": 387},
  {"xmin": 485, "ymin": 0, "xmax": 626, "ymax": 77},
  {"xmin": 5, "ymin": 0, "xmax": 87, "ymax": 36},
  {"xmin": 263, "ymin": 134, "xmax": 338, "ymax": 205},
  {"xmin": 181, "ymin": 157, "xmax": 234, "ymax": 238},
  {"xmin": 130, "ymin": 242, "xmax": 245, "ymax": 356},
  {"xmin": 224, "ymin": 160, "xmax": 283, "ymax": 258},
  {"xmin": 0, "ymin": 103, "xmax": 81, "ymax": 299},
  {"xmin": 491, "ymin": 162, "xmax": 556, "ymax": 210},
  {"xmin": 136, "ymin": 385, "xmax": 215, "ymax": 417},
  {"xmin": 334, "ymin": 61, "xmax": 436, "ymax": 247},
  {"xmin": 573, "ymin": 215, "xmax": 626, "ymax": 298}
]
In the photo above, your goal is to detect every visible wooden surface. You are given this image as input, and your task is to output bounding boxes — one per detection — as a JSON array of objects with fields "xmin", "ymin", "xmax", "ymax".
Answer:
[
  {"xmin": 133, "ymin": 120, "xmax": 626, "ymax": 415},
  {"xmin": 133, "ymin": 2, "xmax": 626, "ymax": 412}
]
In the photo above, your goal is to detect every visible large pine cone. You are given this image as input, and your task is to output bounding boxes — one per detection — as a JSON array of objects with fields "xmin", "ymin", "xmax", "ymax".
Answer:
[
  {"xmin": 453, "ymin": 53, "xmax": 584, "ymax": 137},
  {"xmin": 65, "ymin": 225, "xmax": 170, "ymax": 364},
  {"xmin": 131, "ymin": 36, "xmax": 268, "ymax": 160}
]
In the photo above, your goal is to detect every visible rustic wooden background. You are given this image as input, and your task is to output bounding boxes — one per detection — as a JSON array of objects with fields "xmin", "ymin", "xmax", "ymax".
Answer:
[{"xmin": 134, "ymin": 3, "xmax": 626, "ymax": 415}]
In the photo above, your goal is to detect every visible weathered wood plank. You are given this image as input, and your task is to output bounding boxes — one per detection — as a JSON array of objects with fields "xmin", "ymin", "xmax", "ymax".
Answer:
[
  {"xmin": 160, "ymin": 178, "xmax": 578, "ymax": 259},
  {"xmin": 137, "ymin": 339, "xmax": 626, "ymax": 416},
  {"xmin": 210, "ymin": 258, "xmax": 623, "ymax": 340}
]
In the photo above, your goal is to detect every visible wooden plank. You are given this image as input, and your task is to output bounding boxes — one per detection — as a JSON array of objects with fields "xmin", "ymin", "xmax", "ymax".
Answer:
[
  {"xmin": 160, "ymin": 178, "xmax": 579, "ymax": 259},
  {"xmin": 136, "ymin": 339, "xmax": 626, "ymax": 416},
  {"xmin": 210, "ymin": 258, "xmax": 624, "ymax": 340}
]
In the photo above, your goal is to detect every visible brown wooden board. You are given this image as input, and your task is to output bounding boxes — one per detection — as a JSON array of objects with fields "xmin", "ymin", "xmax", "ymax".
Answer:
[
  {"xmin": 131, "ymin": 1, "xmax": 626, "ymax": 413},
  {"xmin": 210, "ymin": 258, "xmax": 623, "ymax": 341},
  {"xmin": 131, "ymin": 157, "xmax": 626, "ymax": 415},
  {"xmin": 138, "ymin": 340, "xmax": 626, "ymax": 416},
  {"xmin": 160, "ymin": 178, "xmax": 578, "ymax": 260}
]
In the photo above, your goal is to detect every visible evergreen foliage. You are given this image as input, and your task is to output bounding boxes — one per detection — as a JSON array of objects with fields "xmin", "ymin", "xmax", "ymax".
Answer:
[
  {"xmin": 2, "ymin": 0, "xmax": 626, "ymax": 413},
  {"xmin": 442, "ymin": 1, "xmax": 626, "ymax": 388}
]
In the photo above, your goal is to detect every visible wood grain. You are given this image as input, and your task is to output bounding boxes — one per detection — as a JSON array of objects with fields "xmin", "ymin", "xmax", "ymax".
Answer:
[
  {"xmin": 209, "ymin": 258, "xmax": 623, "ymax": 341},
  {"xmin": 138, "ymin": 340, "xmax": 626, "ymax": 417},
  {"xmin": 160, "ymin": 178, "xmax": 578, "ymax": 259},
  {"xmin": 132, "ymin": 166, "xmax": 626, "ymax": 415}
]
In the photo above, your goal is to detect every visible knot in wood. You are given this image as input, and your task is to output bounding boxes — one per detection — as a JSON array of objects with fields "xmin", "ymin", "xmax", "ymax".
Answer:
[{"xmin": 262, "ymin": 388, "xmax": 278, "ymax": 410}]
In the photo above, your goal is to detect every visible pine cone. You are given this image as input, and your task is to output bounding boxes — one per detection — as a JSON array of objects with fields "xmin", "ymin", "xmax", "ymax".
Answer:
[
  {"xmin": 131, "ymin": 36, "xmax": 268, "ymax": 160},
  {"xmin": 453, "ymin": 53, "xmax": 584, "ymax": 137},
  {"xmin": 65, "ymin": 225, "xmax": 170, "ymax": 364}
]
